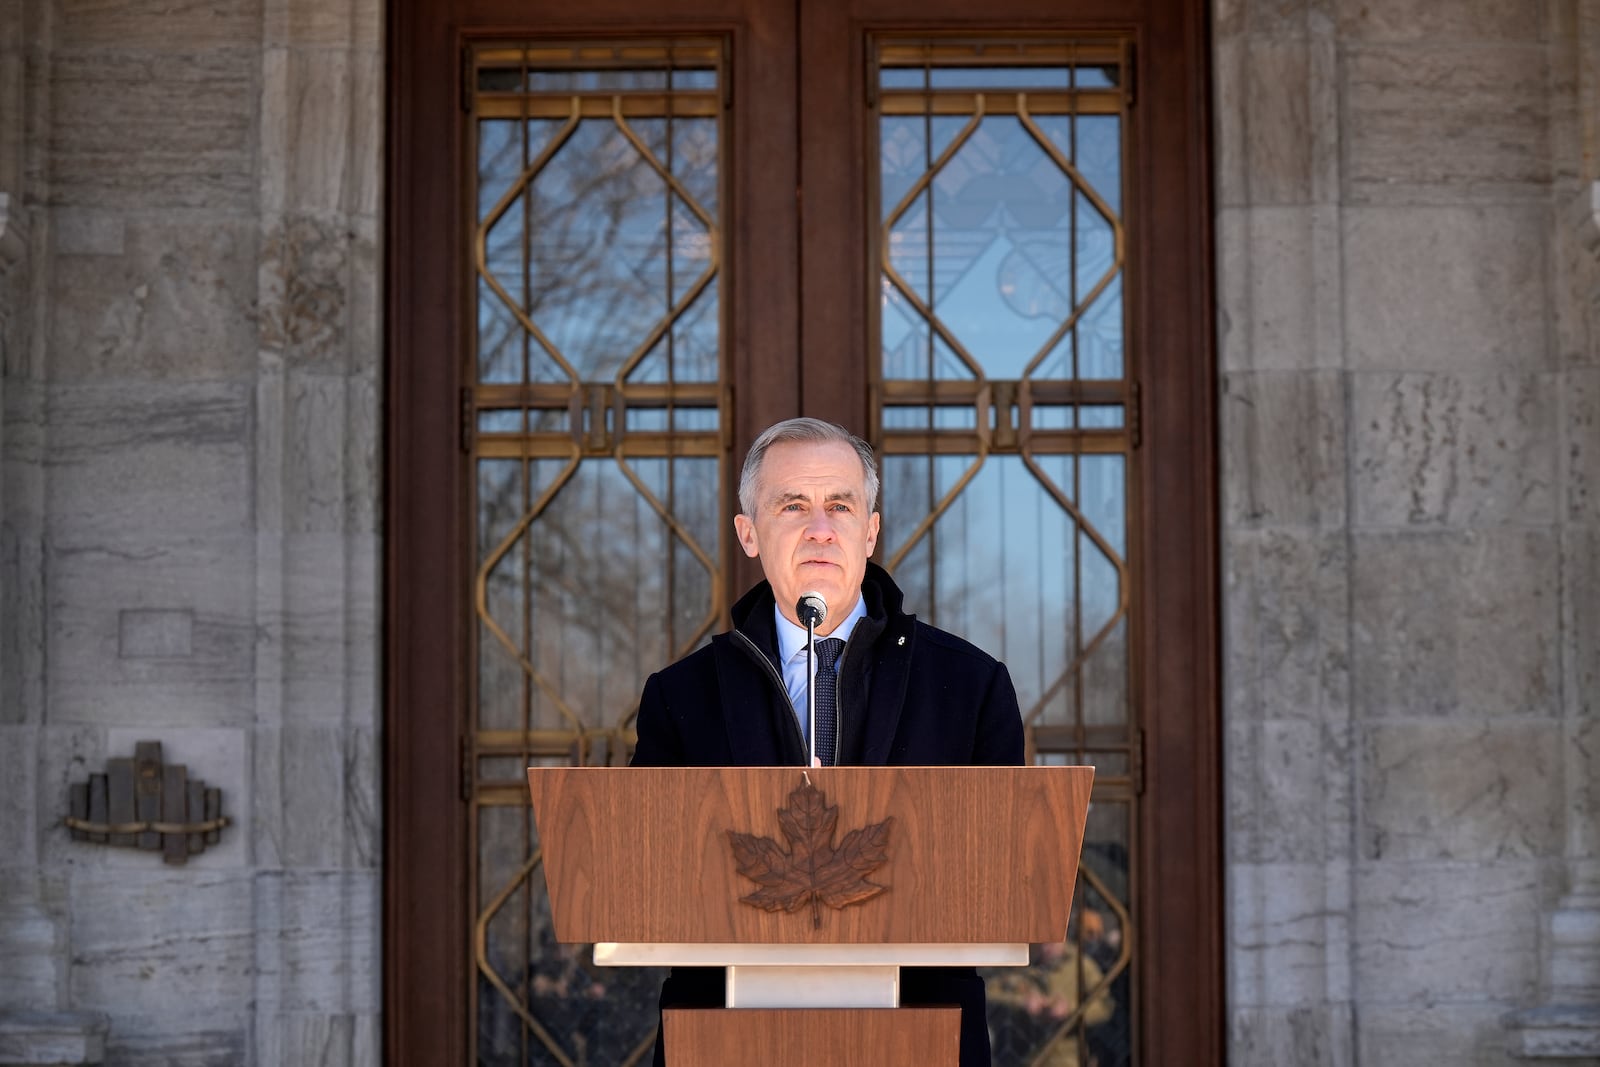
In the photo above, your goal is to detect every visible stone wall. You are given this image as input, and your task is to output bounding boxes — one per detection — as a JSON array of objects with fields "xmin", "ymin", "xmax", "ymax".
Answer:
[
  {"xmin": 0, "ymin": 0, "xmax": 382, "ymax": 1062},
  {"xmin": 1219, "ymin": 1, "xmax": 1600, "ymax": 1063},
  {"xmin": 1, "ymin": 0, "xmax": 1596, "ymax": 1063}
]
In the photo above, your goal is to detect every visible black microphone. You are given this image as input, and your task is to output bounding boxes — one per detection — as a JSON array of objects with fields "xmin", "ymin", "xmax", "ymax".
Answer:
[
  {"xmin": 796, "ymin": 592, "xmax": 827, "ymax": 629},
  {"xmin": 796, "ymin": 592, "xmax": 827, "ymax": 765}
]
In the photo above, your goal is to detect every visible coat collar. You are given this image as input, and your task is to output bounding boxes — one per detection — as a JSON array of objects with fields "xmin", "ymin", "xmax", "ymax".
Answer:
[{"xmin": 723, "ymin": 562, "xmax": 916, "ymax": 765}]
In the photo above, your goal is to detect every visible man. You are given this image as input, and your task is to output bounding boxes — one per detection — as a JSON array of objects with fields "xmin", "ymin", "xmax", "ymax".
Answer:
[{"xmin": 632, "ymin": 417, "xmax": 1025, "ymax": 1066}]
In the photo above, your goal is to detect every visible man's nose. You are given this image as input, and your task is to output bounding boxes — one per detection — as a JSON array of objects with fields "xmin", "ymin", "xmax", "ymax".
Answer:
[{"xmin": 803, "ymin": 512, "xmax": 837, "ymax": 540}]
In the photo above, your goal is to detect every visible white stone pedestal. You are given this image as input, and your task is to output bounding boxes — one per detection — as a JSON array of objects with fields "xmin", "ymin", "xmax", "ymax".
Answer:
[{"xmin": 595, "ymin": 941, "xmax": 1030, "ymax": 1009}]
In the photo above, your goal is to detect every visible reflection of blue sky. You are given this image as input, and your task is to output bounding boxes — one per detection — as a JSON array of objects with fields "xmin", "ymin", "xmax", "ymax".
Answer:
[
  {"xmin": 878, "ymin": 63, "xmax": 1117, "ymax": 92},
  {"xmin": 883, "ymin": 114, "xmax": 1120, "ymax": 381},
  {"xmin": 881, "ymin": 453, "xmax": 1125, "ymax": 718}
]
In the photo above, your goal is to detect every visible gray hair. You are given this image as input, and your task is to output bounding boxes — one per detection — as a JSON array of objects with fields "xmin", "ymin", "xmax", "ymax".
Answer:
[{"xmin": 738, "ymin": 418, "xmax": 880, "ymax": 516}]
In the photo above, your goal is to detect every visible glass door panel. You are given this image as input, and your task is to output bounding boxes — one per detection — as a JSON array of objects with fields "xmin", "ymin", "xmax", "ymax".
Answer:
[
  {"xmin": 467, "ymin": 39, "xmax": 728, "ymax": 1066},
  {"xmin": 870, "ymin": 38, "xmax": 1137, "ymax": 1067}
]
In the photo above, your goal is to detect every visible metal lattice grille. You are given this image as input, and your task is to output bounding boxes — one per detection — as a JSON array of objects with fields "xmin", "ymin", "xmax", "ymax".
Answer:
[
  {"xmin": 872, "ymin": 37, "xmax": 1138, "ymax": 1067},
  {"xmin": 468, "ymin": 39, "xmax": 727, "ymax": 1067}
]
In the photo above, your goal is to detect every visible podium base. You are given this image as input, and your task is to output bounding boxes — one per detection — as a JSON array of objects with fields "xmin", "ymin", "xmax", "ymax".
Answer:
[{"xmin": 663, "ymin": 1007, "xmax": 960, "ymax": 1067}]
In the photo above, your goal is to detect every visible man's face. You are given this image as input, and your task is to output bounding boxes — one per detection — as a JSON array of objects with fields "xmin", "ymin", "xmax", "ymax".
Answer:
[{"xmin": 734, "ymin": 439, "xmax": 881, "ymax": 636}]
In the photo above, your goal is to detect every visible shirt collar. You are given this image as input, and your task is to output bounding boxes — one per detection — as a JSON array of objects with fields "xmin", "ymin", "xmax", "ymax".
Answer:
[{"xmin": 774, "ymin": 593, "xmax": 867, "ymax": 664}]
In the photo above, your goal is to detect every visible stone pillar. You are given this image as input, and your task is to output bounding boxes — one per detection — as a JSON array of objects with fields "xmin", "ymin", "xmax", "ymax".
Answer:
[
  {"xmin": 1215, "ymin": 0, "xmax": 1355, "ymax": 1062},
  {"xmin": 1506, "ymin": 2, "xmax": 1600, "ymax": 1059},
  {"xmin": 250, "ymin": 0, "xmax": 383, "ymax": 1061}
]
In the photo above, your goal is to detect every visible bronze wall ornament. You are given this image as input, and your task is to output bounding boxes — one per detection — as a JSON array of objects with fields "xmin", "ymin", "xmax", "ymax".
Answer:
[
  {"xmin": 726, "ymin": 774, "xmax": 894, "ymax": 929},
  {"xmin": 65, "ymin": 741, "xmax": 229, "ymax": 865}
]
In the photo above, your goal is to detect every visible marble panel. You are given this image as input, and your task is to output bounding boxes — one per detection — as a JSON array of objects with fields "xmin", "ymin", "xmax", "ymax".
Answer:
[
  {"xmin": 261, "ymin": 49, "xmax": 381, "ymax": 217},
  {"xmin": 101, "ymin": 1026, "xmax": 248, "ymax": 1067},
  {"xmin": 1344, "ymin": 44, "xmax": 1551, "ymax": 203},
  {"xmin": 0, "ymin": 1012, "xmax": 108, "ymax": 1065},
  {"xmin": 46, "ymin": 537, "xmax": 254, "ymax": 727},
  {"xmin": 48, "ymin": 52, "xmax": 256, "ymax": 211},
  {"xmin": 55, "ymin": 0, "xmax": 262, "ymax": 51},
  {"xmin": 0, "ymin": 515, "xmax": 43, "ymax": 724},
  {"xmin": 1357, "ymin": 1001, "xmax": 1528, "ymax": 1067},
  {"xmin": 1570, "ymin": 526, "xmax": 1600, "ymax": 719},
  {"xmin": 345, "ymin": 726, "xmax": 378, "ymax": 868},
  {"xmin": 1228, "ymin": 720, "xmax": 1352, "ymax": 864},
  {"xmin": 1223, "ymin": 371, "xmax": 1345, "ymax": 528},
  {"xmin": 45, "ymin": 383, "xmax": 252, "ymax": 542},
  {"xmin": 1570, "ymin": 367, "xmax": 1599, "ymax": 522},
  {"xmin": 1213, "ymin": 0, "xmax": 1337, "ymax": 38},
  {"xmin": 1555, "ymin": 194, "xmax": 1600, "ymax": 367},
  {"xmin": 258, "ymin": 1013, "xmax": 358, "ymax": 1067},
  {"xmin": 264, "ymin": 0, "xmax": 380, "ymax": 51},
  {"xmin": 1573, "ymin": 719, "xmax": 1600, "ymax": 859},
  {"xmin": 285, "ymin": 374, "xmax": 352, "ymax": 534},
  {"xmin": 1344, "ymin": 205, "xmax": 1550, "ymax": 372},
  {"xmin": 4, "ymin": 378, "xmax": 45, "ymax": 475},
  {"xmin": 34, "ymin": 725, "xmax": 107, "ymax": 868},
  {"xmin": 1214, "ymin": 38, "xmax": 1321, "ymax": 207},
  {"xmin": 1351, "ymin": 530, "xmax": 1559, "ymax": 718},
  {"xmin": 0, "ymin": 725, "xmax": 37, "ymax": 864},
  {"xmin": 1229, "ymin": 862, "xmax": 1351, "ymax": 1006},
  {"xmin": 253, "ymin": 724, "xmax": 358, "ymax": 869},
  {"xmin": 254, "ymin": 871, "xmax": 379, "ymax": 1013},
  {"xmin": 48, "ymin": 219, "xmax": 258, "ymax": 381},
  {"xmin": 259, "ymin": 214, "xmax": 354, "ymax": 370},
  {"xmin": 0, "ymin": 870, "xmax": 65, "ymax": 1011},
  {"xmin": 3, "ymin": 381, "xmax": 46, "ymax": 726},
  {"xmin": 68, "ymin": 869, "xmax": 255, "ymax": 1013},
  {"xmin": 1229, "ymin": 1004, "xmax": 1354, "ymax": 1067},
  {"xmin": 1217, "ymin": 207, "xmax": 1342, "ymax": 372},
  {"xmin": 1353, "ymin": 861, "xmax": 1543, "ymax": 1004},
  {"xmin": 254, "ymin": 532, "xmax": 379, "ymax": 724},
  {"xmin": 345, "ymin": 371, "xmax": 379, "ymax": 533},
  {"xmin": 347, "ymin": 220, "xmax": 379, "ymax": 370},
  {"xmin": 51, "ymin": 210, "xmax": 126, "ymax": 258},
  {"xmin": 1333, "ymin": 0, "xmax": 1546, "ymax": 42},
  {"xmin": 1224, "ymin": 529, "xmax": 1350, "ymax": 723},
  {"xmin": 1351, "ymin": 372, "xmax": 1557, "ymax": 527},
  {"xmin": 1361, "ymin": 720, "xmax": 1562, "ymax": 862},
  {"xmin": 118, "ymin": 609, "xmax": 193, "ymax": 658}
]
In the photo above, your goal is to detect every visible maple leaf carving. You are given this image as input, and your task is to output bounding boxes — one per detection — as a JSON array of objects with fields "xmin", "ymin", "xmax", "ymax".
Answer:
[{"xmin": 727, "ymin": 779, "xmax": 894, "ymax": 928}]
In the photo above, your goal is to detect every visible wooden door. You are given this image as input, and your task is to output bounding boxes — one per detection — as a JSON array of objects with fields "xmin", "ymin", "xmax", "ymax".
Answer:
[{"xmin": 387, "ymin": 2, "xmax": 1218, "ymax": 1064}]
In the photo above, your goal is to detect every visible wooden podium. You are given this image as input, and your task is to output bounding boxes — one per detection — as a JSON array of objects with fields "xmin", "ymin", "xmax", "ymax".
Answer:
[{"xmin": 527, "ymin": 765, "xmax": 1094, "ymax": 1066}]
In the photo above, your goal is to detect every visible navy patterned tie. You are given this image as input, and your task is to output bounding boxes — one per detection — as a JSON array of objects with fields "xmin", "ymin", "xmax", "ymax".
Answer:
[{"xmin": 813, "ymin": 638, "xmax": 845, "ymax": 766}]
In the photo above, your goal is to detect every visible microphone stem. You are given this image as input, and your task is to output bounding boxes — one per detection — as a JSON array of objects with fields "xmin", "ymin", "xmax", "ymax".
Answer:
[{"xmin": 805, "ymin": 614, "xmax": 817, "ymax": 767}]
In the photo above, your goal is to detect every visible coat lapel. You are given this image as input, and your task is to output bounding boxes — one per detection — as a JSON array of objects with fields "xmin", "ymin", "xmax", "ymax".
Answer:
[
  {"xmin": 712, "ymin": 635, "xmax": 785, "ymax": 764},
  {"xmin": 860, "ymin": 613, "xmax": 915, "ymax": 764}
]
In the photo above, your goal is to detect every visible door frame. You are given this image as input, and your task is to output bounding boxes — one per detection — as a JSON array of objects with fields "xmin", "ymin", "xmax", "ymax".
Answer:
[{"xmin": 385, "ymin": 1, "xmax": 1220, "ymax": 1062}]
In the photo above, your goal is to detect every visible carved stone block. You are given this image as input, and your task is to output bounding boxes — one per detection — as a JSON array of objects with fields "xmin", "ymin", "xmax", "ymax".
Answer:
[
  {"xmin": 1351, "ymin": 530, "xmax": 1559, "ymax": 718},
  {"xmin": 1352, "ymin": 371, "xmax": 1557, "ymax": 527},
  {"xmin": 1362, "ymin": 720, "xmax": 1563, "ymax": 862}
]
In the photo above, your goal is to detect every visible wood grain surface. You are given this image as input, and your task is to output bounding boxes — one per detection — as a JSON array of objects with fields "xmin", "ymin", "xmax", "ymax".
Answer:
[
  {"xmin": 527, "ymin": 766, "xmax": 1093, "ymax": 944},
  {"xmin": 662, "ymin": 1007, "xmax": 960, "ymax": 1066}
]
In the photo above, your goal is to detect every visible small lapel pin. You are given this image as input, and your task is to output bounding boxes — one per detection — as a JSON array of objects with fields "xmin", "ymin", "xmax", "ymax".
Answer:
[{"xmin": 897, "ymin": 636, "xmax": 906, "ymax": 646}]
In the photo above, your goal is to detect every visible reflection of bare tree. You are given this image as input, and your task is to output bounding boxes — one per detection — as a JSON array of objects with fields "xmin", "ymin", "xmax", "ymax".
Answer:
[
  {"xmin": 878, "ymin": 453, "xmax": 1126, "ymax": 730},
  {"xmin": 482, "ymin": 119, "xmax": 716, "ymax": 383},
  {"xmin": 478, "ymin": 458, "xmax": 717, "ymax": 731}
]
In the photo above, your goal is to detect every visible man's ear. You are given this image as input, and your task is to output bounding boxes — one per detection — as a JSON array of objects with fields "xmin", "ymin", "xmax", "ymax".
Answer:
[
  {"xmin": 733, "ymin": 513, "xmax": 760, "ymax": 559},
  {"xmin": 865, "ymin": 510, "xmax": 880, "ymax": 557}
]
